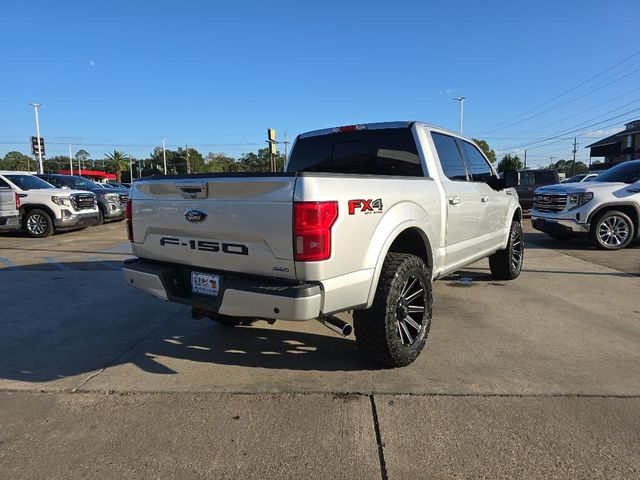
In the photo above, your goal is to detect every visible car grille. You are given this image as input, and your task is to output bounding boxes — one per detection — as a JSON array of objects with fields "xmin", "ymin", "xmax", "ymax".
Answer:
[
  {"xmin": 118, "ymin": 193, "xmax": 129, "ymax": 204},
  {"xmin": 71, "ymin": 193, "xmax": 96, "ymax": 210},
  {"xmin": 533, "ymin": 193, "xmax": 566, "ymax": 213}
]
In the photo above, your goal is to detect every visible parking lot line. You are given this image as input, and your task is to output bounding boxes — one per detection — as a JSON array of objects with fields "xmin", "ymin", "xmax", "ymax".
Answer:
[{"xmin": 42, "ymin": 257, "xmax": 71, "ymax": 271}]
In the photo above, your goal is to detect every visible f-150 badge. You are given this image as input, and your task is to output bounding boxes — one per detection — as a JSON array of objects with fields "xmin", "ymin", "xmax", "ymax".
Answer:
[{"xmin": 348, "ymin": 198, "xmax": 383, "ymax": 215}]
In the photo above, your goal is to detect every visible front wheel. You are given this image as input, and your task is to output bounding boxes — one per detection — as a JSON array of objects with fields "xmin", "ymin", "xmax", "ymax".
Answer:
[
  {"xmin": 489, "ymin": 220, "xmax": 524, "ymax": 280},
  {"xmin": 354, "ymin": 253, "xmax": 432, "ymax": 368},
  {"xmin": 590, "ymin": 210, "xmax": 634, "ymax": 250},
  {"xmin": 23, "ymin": 209, "xmax": 54, "ymax": 238}
]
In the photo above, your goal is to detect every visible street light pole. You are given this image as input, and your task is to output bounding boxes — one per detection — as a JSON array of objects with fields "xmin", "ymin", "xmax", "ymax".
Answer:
[
  {"xmin": 68, "ymin": 144, "xmax": 73, "ymax": 175},
  {"xmin": 453, "ymin": 97, "xmax": 465, "ymax": 134},
  {"xmin": 30, "ymin": 103, "xmax": 44, "ymax": 173},
  {"xmin": 162, "ymin": 137, "xmax": 167, "ymax": 175}
]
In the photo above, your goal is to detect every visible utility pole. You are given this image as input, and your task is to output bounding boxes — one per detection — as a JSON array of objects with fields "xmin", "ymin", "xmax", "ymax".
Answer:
[
  {"xmin": 572, "ymin": 137, "xmax": 578, "ymax": 176},
  {"xmin": 454, "ymin": 97, "xmax": 465, "ymax": 133},
  {"xmin": 185, "ymin": 144, "xmax": 191, "ymax": 174},
  {"xmin": 162, "ymin": 137, "xmax": 167, "ymax": 175},
  {"xmin": 30, "ymin": 103, "xmax": 44, "ymax": 173},
  {"xmin": 524, "ymin": 150, "xmax": 527, "ymax": 169},
  {"xmin": 68, "ymin": 145, "xmax": 73, "ymax": 175},
  {"xmin": 283, "ymin": 132, "xmax": 290, "ymax": 165}
]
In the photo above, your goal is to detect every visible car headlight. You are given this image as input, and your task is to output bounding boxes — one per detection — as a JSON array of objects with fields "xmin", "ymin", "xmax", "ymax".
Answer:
[
  {"xmin": 567, "ymin": 192, "xmax": 593, "ymax": 210},
  {"xmin": 51, "ymin": 196, "xmax": 71, "ymax": 206},
  {"xmin": 103, "ymin": 193, "xmax": 120, "ymax": 202}
]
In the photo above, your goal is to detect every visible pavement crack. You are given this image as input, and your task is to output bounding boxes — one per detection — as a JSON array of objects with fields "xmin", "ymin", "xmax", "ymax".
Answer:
[
  {"xmin": 369, "ymin": 395, "xmax": 389, "ymax": 480},
  {"xmin": 71, "ymin": 369, "xmax": 105, "ymax": 393}
]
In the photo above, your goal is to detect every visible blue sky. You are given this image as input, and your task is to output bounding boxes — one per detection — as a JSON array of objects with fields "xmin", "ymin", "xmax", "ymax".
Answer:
[{"xmin": 1, "ymin": 0, "xmax": 638, "ymax": 167}]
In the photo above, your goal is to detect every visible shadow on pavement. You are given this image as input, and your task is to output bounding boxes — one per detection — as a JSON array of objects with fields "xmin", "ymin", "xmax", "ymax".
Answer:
[{"xmin": 0, "ymin": 260, "xmax": 377, "ymax": 385}]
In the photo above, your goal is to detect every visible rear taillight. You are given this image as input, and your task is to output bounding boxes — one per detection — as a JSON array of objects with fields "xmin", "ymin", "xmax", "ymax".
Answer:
[
  {"xmin": 15, "ymin": 193, "xmax": 20, "ymax": 210},
  {"xmin": 293, "ymin": 201, "xmax": 338, "ymax": 261},
  {"xmin": 125, "ymin": 200, "xmax": 133, "ymax": 242}
]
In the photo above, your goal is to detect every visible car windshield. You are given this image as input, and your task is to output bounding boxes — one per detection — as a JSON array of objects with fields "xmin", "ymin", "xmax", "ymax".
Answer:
[
  {"xmin": 563, "ymin": 174, "xmax": 586, "ymax": 183},
  {"xmin": 593, "ymin": 162, "xmax": 640, "ymax": 184},
  {"xmin": 67, "ymin": 176, "xmax": 99, "ymax": 188},
  {"xmin": 4, "ymin": 174, "xmax": 55, "ymax": 190}
]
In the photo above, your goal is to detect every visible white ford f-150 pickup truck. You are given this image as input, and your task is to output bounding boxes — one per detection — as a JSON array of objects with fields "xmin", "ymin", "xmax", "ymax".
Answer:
[
  {"xmin": 532, "ymin": 160, "xmax": 640, "ymax": 250},
  {"xmin": 123, "ymin": 121, "xmax": 523, "ymax": 366}
]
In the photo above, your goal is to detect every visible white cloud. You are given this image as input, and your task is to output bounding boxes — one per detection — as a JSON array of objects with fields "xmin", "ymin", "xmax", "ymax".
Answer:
[
  {"xmin": 438, "ymin": 88, "xmax": 455, "ymax": 96},
  {"xmin": 89, "ymin": 60, "xmax": 96, "ymax": 67},
  {"xmin": 584, "ymin": 127, "xmax": 623, "ymax": 138}
]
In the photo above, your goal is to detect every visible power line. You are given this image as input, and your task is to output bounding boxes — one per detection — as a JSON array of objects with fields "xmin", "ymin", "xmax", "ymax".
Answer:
[
  {"xmin": 477, "ymin": 50, "xmax": 640, "ymax": 133},
  {"xmin": 482, "ymin": 66, "xmax": 640, "ymax": 134}
]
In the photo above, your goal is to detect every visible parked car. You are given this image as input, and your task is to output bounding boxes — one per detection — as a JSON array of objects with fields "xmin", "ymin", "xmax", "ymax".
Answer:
[
  {"xmin": 514, "ymin": 169, "xmax": 560, "ymax": 210},
  {"xmin": 0, "ymin": 171, "xmax": 98, "ymax": 237},
  {"xmin": 561, "ymin": 173, "xmax": 598, "ymax": 183},
  {"xmin": 37, "ymin": 174, "xmax": 129, "ymax": 225},
  {"xmin": 0, "ymin": 184, "xmax": 21, "ymax": 231},
  {"xmin": 123, "ymin": 121, "xmax": 523, "ymax": 367},
  {"xmin": 532, "ymin": 160, "xmax": 640, "ymax": 249}
]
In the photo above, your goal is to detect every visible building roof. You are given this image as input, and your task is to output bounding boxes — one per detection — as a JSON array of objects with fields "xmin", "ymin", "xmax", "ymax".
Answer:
[
  {"xmin": 585, "ymin": 118, "xmax": 640, "ymax": 148},
  {"xmin": 57, "ymin": 169, "xmax": 116, "ymax": 180}
]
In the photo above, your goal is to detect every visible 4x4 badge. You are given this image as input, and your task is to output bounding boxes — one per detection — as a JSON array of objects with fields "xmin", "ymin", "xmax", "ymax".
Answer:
[{"xmin": 184, "ymin": 209, "xmax": 208, "ymax": 223}]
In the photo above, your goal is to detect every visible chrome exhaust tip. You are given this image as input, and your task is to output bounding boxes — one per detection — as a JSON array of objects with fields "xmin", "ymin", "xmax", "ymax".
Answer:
[{"xmin": 317, "ymin": 315, "xmax": 353, "ymax": 337}]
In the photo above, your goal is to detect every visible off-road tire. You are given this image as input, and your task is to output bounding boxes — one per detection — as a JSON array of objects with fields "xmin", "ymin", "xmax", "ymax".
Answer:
[
  {"xmin": 353, "ymin": 253, "xmax": 432, "ymax": 368},
  {"xmin": 590, "ymin": 210, "xmax": 635, "ymax": 251},
  {"xmin": 23, "ymin": 209, "xmax": 54, "ymax": 238},
  {"xmin": 489, "ymin": 220, "xmax": 524, "ymax": 280}
]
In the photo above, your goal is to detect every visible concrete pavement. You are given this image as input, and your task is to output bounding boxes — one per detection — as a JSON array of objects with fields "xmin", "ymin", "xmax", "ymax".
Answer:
[{"xmin": 1, "ymin": 222, "xmax": 639, "ymax": 478}]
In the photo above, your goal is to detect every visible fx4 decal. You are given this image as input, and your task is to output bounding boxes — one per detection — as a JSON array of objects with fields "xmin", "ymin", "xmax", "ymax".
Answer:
[{"xmin": 348, "ymin": 199, "xmax": 383, "ymax": 215}]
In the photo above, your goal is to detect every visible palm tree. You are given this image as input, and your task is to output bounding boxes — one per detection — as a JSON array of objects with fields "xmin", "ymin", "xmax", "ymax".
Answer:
[{"xmin": 104, "ymin": 150, "xmax": 129, "ymax": 182}]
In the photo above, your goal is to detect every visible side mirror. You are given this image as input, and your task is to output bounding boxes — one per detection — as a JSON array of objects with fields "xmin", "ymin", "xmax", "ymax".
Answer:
[{"xmin": 502, "ymin": 169, "xmax": 520, "ymax": 188}]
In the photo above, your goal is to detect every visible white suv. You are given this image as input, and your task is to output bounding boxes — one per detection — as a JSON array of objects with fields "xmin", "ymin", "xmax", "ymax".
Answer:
[
  {"xmin": 0, "ymin": 171, "xmax": 99, "ymax": 238},
  {"xmin": 531, "ymin": 160, "xmax": 640, "ymax": 250}
]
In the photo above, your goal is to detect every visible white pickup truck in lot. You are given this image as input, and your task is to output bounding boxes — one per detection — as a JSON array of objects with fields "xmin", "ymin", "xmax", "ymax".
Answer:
[
  {"xmin": 0, "ymin": 171, "xmax": 99, "ymax": 237},
  {"xmin": 532, "ymin": 160, "xmax": 640, "ymax": 250},
  {"xmin": 123, "ymin": 122, "xmax": 523, "ymax": 366}
]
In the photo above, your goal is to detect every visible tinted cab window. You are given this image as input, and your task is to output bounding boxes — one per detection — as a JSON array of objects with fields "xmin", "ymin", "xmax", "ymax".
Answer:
[
  {"xmin": 287, "ymin": 127, "xmax": 423, "ymax": 176},
  {"xmin": 459, "ymin": 140, "xmax": 493, "ymax": 182},
  {"xmin": 431, "ymin": 132, "xmax": 468, "ymax": 181}
]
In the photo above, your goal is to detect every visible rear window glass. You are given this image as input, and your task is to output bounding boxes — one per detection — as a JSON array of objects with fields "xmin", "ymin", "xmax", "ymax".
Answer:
[
  {"xmin": 287, "ymin": 128, "xmax": 423, "ymax": 176},
  {"xmin": 534, "ymin": 171, "xmax": 557, "ymax": 185}
]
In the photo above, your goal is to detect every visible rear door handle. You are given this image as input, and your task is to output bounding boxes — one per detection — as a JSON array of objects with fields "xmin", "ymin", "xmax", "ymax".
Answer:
[
  {"xmin": 448, "ymin": 196, "xmax": 461, "ymax": 206},
  {"xmin": 481, "ymin": 196, "xmax": 489, "ymax": 203}
]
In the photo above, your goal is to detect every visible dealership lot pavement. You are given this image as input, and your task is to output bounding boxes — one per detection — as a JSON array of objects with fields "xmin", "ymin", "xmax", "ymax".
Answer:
[{"xmin": 1, "ymin": 222, "xmax": 639, "ymax": 478}]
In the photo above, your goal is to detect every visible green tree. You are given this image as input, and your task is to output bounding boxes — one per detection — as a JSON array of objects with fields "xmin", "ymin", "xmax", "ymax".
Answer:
[
  {"xmin": 1, "ymin": 151, "xmax": 32, "ymax": 171},
  {"xmin": 472, "ymin": 138, "xmax": 496, "ymax": 163},
  {"xmin": 497, "ymin": 153, "xmax": 524, "ymax": 172},
  {"xmin": 238, "ymin": 148, "xmax": 285, "ymax": 172},
  {"xmin": 43, "ymin": 155, "xmax": 69, "ymax": 173},
  {"xmin": 104, "ymin": 150, "xmax": 129, "ymax": 182},
  {"xmin": 206, "ymin": 152, "xmax": 243, "ymax": 172}
]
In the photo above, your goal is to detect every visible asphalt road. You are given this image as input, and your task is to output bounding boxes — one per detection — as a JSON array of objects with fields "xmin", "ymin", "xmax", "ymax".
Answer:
[{"xmin": 0, "ymin": 222, "xmax": 639, "ymax": 479}]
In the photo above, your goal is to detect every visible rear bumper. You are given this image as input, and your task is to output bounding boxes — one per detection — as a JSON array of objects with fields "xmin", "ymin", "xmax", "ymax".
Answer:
[
  {"xmin": 54, "ymin": 210, "xmax": 99, "ymax": 230},
  {"xmin": 531, "ymin": 215, "xmax": 590, "ymax": 235},
  {"xmin": 122, "ymin": 258, "xmax": 323, "ymax": 321}
]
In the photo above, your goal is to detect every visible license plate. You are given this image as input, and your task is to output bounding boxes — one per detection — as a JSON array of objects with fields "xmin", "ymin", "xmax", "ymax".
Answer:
[{"xmin": 191, "ymin": 271, "xmax": 220, "ymax": 297}]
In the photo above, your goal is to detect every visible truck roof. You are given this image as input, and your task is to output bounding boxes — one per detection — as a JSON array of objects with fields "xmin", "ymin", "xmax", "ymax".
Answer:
[{"xmin": 298, "ymin": 121, "xmax": 473, "ymax": 142}]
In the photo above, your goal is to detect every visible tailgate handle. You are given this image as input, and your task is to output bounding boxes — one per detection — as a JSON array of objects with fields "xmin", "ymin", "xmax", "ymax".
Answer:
[{"xmin": 177, "ymin": 182, "xmax": 208, "ymax": 199}]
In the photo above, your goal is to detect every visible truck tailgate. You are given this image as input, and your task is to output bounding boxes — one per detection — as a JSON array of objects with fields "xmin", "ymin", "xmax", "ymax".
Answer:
[
  {"xmin": 130, "ymin": 175, "xmax": 297, "ymax": 280},
  {"xmin": 0, "ymin": 189, "xmax": 18, "ymax": 217}
]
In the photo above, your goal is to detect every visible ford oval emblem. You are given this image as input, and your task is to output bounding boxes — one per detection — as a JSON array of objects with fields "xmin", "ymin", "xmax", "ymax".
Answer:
[{"xmin": 184, "ymin": 209, "xmax": 207, "ymax": 223}]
